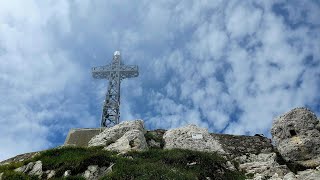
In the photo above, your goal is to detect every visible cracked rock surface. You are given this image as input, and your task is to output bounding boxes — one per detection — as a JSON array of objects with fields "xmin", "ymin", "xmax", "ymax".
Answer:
[
  {"xmin": 271, "ymin": 107, "xmax": 320, "ymax": 168},
  {"xmin": 163, "ymin": 124, "xmax": 226, "ymax": 154}
]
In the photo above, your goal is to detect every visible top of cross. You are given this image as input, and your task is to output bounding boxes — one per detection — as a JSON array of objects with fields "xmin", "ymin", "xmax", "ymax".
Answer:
[
  {"xmin": 92, "ymin": 51, "xmax": 139, "ymax": 80},
  {"xmin": 114, "ymin": 51, "xmax": 120, "ymax": 56}
]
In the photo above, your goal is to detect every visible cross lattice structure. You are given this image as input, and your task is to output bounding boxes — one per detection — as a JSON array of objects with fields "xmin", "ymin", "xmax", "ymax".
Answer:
[{"xmin": 92, "ymin": 51, "xmax": 139, "ymax": 127}]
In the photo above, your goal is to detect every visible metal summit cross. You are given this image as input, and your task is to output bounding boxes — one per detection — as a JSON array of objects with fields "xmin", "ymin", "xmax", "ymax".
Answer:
[{"xmin": 92, "ymin": 51, "xmax": 139, "ymax": 127}]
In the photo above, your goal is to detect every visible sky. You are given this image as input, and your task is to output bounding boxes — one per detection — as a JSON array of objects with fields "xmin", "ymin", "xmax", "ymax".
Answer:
[{"xmin": 0, "ymin": 0, "xmax": 319, "ymax": 161}]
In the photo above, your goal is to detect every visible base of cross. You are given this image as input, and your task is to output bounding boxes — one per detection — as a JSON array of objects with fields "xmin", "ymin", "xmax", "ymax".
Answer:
[{"xmin": 64, "ymin": 128, "xmax": 106, "ymax": 147}]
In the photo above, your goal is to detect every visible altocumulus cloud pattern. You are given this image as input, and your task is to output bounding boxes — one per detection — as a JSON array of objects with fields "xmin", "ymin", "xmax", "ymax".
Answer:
[{"xmin": 0, "ymin": 0, "xmax": 319, "ymax": 161}]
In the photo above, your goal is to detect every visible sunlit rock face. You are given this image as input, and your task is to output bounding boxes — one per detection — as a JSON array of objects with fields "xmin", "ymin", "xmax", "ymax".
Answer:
[
  {"xmin": 88, "ymin": 120, "xmax": 145, "ymax": 147},
  {"xmin": 104, "ymin": 129, "xmax": 148, "ymax": 153},
  {"xmin": 271, "ymin": 107, "xmax": 320, "ymax": 168},
  {"xmin": 163, "ymin": 124, "xmax": 226, "ymax": 154}
]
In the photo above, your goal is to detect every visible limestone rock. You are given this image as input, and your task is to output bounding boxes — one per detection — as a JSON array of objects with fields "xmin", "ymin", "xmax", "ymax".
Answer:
[
  {"xmin": 283, "ymin": 172, "xmax": 297, "ymax": 180},
  {"xmin": 104, "ymin": 129, "xmax": 148, "ymax": 152},
  {"xmin": 64, "ymin": 170, "xmax": 71, "ymax": 177},
  {"xmin": 14, "ymin": 165, "xmax": 27, "ymax": 173},
  {"xmin": 14, "ymin": 161, "xmax": 35, "ymax": 173},
  {"xmin": 225, "ymin": 161, "xmax": 236, "ymax": 171},
  {"xmin": 235, "ymin": 153, "xmax": 290, "ymax": 179},
  {"xmin": 88, "ymin": 120, "xmax": 144, "ymax": 147},
  {"xmin": 269, "ymin": 173, "xmax": 283, "ymax": 180},
  {"xmin": 271, "ymin": 107, "xmax": 320, "ymax": 168},
  {"xmin": 84, "ymin": 165, "xmax": 99, "ymax": 180},
  {"xmin": 13, "ymin": 161, "xmax": 43, "ymax": 178},
  {"xmin": 163, "ymin": 124, "xmax": 225, "ymax": 154},
  {"xmin": 0, "ymin": 152, "xmax": 40, "ymax": 166},
  {"xmin": 296, "ymin": 169, "xmax": 320, "ymax": 180},
  {"xmin": 147, "ymin": 139, "xmax": 161, "ymax": 148},
  {"xmin": 83, "ymin": 164, "xmax": 114, "ymax": 180},
  {"xmin": 28, "ymin": 160, "xmax": 43, "ymax": 177},
  {"xmin": 45, "ymin": 170, "xmax": 55, "ymax": 179}
]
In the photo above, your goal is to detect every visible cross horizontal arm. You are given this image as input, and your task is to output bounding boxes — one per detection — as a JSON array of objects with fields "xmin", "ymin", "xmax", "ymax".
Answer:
[
  {"xmin": 120, "ymin": 65, "xmax": 139, "ymax": 79},
  {"xmin": 92, "ymin": 65, "xmax": 113, "ymax": 79}
]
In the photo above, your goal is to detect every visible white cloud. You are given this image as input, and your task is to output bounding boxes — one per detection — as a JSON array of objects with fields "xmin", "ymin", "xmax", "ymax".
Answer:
[
  {"xmin": 226, "ymin": 1, "xmax": 263, "ymax": 39},
  {"xmin": 140, "ymin": 1, "xmax": 319, "ymax": 136},
  {"xmin": 0, "ymin": 1, "xmax": 94, "ymax": 161}
]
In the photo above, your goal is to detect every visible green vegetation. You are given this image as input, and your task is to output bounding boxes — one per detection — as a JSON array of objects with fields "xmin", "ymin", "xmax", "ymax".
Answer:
[
  {"xmin": 0, "ymin": 146, "xmax": 247, "ymax": 180},
  {"xmin": 144, "ymin": 131, "xmax": 165, "ymax": 148},
  {"xmin": 51, "ymin": 176, "xmax": 86, "ymax": 180},
  {"xmin": 1, "ymin": 171, "xmax": 38, "ymax": 180},
  {"xmin": 0, "ymin": 161, "xmax": 24, "ymax": 172},
  {"xmin": 32, "ymin": 146, "xmax": 115, "ymax": 177}
]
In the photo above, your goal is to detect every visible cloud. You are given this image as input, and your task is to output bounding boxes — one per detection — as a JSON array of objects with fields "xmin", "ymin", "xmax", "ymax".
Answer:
[
  {"xmin": 0, "ymin": 0, "xmax": 95, "ymax": 161},
  {"xmin": 226, "ymin": 1, "xmax": 263, "ymax": 39},
  {"xmin": 136, "ymin": 0, "xmax": 320, "ymax": 136}
]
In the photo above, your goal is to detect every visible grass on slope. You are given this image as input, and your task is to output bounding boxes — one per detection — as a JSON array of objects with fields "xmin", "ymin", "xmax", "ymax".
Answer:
[{"xmin": 0, "ymin": 146, "xmax": 246, "ymax": 180}]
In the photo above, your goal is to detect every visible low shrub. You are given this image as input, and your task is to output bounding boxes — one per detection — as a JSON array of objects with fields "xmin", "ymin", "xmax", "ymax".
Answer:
[
  {"xmin": 0, "ymin": 161, "xmax": 24, "ymax": 172},
  {"xmin": 1, "ymin": 171, "xmax": 38, "ymax": 180},
  {"xmin": 144, "ymin": 131, "xmax": 165, "ymax": 148}
]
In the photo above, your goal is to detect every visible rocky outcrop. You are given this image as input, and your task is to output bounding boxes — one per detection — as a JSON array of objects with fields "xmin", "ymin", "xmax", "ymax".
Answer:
[
  {"xmin": 64, "ymin": 170, "xmax": 71, "ymax": 177},
  {"xmin": 145, "ymin": 129, "xmax": 166, "ymax": 149},
  {"xmin": 234, "ymin": 153, "xmax": 290, "ymax": 179},
  {"xmin": 28, "ymin": 160, "xmax": 43, "ymax": 177},
  {"xmin": 13, "ymin": 161, "xmax": 114, "ymax": 180},
  {"xmin": 83, "ymin": 165, "xmax": 99, "ymax": 180},
  {"xmin": 213, "ymin": 133, "xmax": 274, "ymax": 158},
  {"xmin": 83, "ymin": 164, "xmax": 113, "ymax": 180},
  {"xmin": 0, "ymin": 152, "xmax": 39, "ymax": 166},
  {"xmin": 147, "ymin": 139, "xmax": 161, "ymax": 148},
  {"xmin": 14, "ymin": 160, "xmax": 43, "ymax": 178},
  {"xmin": 88, "ymin": 120, "xmax": 145, "ymax": 147},
  {"xmin": 163, "ymin": 124, "xmax": 225, "ymax": 154},
  {"xmin": 88, "ymin": 120, "xmax": 148, "ymax": 152},
  {"xmin": 45, "ymin": 170, "xmax": 56, "ymax": 179},
  {"xmin": 104, "ymin": 130, "xmax": 148, "ymax": 153},
  {"xmin": 271, "ymin": 107, "xmax": 320, "ymax": 168},
  {"xmin": 281, "ymin": 168, "xmax": 320, "ymax": 180},
  {"xmin": 295, "ymin": 168, "xmax": 320, "ymax": 180}
]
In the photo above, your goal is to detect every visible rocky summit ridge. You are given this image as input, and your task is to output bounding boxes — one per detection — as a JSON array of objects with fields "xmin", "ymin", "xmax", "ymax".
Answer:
[{"xmin": 1, "ymin": 107, "xmax": 320, "ymax": 180}]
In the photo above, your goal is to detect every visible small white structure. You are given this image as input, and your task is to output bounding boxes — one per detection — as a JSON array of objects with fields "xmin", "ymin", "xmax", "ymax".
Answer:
[{"xmin": 192, "ymin": 133, "xmax": 203, "ymax": 139}]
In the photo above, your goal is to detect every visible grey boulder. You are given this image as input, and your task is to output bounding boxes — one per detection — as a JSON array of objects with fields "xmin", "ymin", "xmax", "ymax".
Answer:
[
  {"xmin": 271, "ymin": 107, "xmax": 320, "ymax": 168},
  {"xmin": 163, "ymin": 124, "xmax": 225, "ymax": 154},
  {"xmin": 88, "ymin": 120, "xmax": 145, "ymax": 147},
  {"xmin": 83, "ymin": 164, "xmax": 114, "ymax": 180},
  {"xmin": 235, "ymin": 153, "xmax": 289, "ymax": 179},
  {"xmin": 104, "ymin": 129, "xmax": 148, "ymax": 153}
]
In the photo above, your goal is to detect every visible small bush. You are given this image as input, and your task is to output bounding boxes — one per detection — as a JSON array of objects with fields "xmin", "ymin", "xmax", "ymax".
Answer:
[
  {"xmin": 50, "ymin": 176, "xmax": 86, "ymax": 180},
  {"xmin": 144, "ymin": 131, "xmax": 165, "ymax": 148},
  {"xmin": 105, "ymin": 160, "xmax": 196, "ymax": 180},
  {"xmin": 0, "ymin": 161, "xmax": 24, "ymax": 172},
  {"xmin": 1, "ymin": 171, "xmax": 39, "ymax": 180}
]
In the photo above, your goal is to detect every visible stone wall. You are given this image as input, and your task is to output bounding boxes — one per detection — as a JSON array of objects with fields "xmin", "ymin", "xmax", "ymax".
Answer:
[{"xmin": 64, "ymin": 128, "xmax": 106, "ymax": 147}]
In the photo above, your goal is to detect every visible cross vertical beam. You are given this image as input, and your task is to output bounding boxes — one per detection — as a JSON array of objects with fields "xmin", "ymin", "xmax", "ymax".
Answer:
[{"xmin": 92, "ymin": 51, "xmax": 139, "ymax": 127}]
